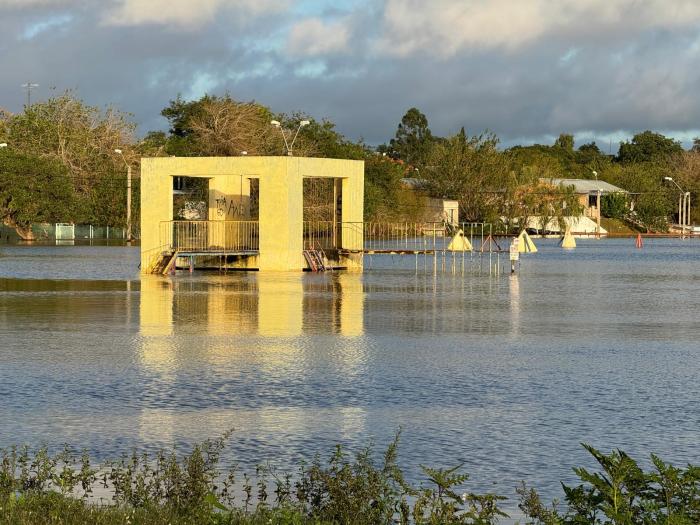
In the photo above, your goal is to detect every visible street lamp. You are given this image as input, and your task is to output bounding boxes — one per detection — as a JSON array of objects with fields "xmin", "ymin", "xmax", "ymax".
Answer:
[
  {"xmin": 270, "ymin": 119, "xmax": 310, "ymax": 156},
  {"xmin": 21, "ymin": 82, "xmax": 39, "ymax": 108},
  {"xmin": 0, "ymin": 143, "xmax": 7, "ymax": 148},
  {"xmin": 591, "ymin": 171, "xmax": 601, "ymax": 237},
  {"xmin": 114, "ymin": 148, "xmax": 133, "ymax": 242},
  {"xmin": 663, "ymin": 176, "xmax": 690, "ymax": 237}
]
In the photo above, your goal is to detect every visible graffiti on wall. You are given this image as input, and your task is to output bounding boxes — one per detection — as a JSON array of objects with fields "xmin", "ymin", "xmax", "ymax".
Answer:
[{"xmin": 215, "ymin": 195, "xmax": 247, "ymax": 219}]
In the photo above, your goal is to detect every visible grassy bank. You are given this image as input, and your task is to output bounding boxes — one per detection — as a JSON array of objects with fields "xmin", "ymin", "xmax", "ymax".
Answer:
[{"xmin": 2, "ymin": 434, "xmax": 699, "ymax": 524}]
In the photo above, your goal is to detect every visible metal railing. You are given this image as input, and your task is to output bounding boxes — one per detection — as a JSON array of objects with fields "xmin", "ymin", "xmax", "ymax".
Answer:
[
  {"xmin": 160, "ymin": 221, "xmax": 259, "ymax": 252},
  {"xmin": 159, "ymin": 220, "xmax": 495, "ymax": 256},
  {"xmin": 303, "ymin": 221, "xmax": 340, "ymax": 250},
  {"xmin": 303, "ymin": 221, "xmax": 494, "ymax": 253}
]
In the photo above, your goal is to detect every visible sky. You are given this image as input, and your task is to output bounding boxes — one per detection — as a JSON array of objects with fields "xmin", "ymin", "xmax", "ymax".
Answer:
[{"xmin": 1, "ymin": 0, "xmax": 700, "ymax": 149}]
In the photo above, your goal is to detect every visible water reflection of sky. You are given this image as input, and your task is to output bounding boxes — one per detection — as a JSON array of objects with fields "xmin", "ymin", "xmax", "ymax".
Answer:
[{"xmin": 1, "ymin": 238, "xmax": 699, "ymax": 507}]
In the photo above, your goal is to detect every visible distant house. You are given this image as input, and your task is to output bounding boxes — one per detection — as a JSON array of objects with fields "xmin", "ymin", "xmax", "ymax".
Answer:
[
  {"xmin": 542, "ymin": 178, "xmax": 628, "ymax": 219},
  {"xmin": 400, "ymin": 177, "xmax": 459, "ymax": 226},
  {"xmin": 529, "ymin": 178, "xmax": 628, "ymax": 234}
]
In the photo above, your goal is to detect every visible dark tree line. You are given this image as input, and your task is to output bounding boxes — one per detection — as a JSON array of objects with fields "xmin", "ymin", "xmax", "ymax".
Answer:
[{"xmin": 1, "ymin": 93, "xmax": 698, "ymax": 236}]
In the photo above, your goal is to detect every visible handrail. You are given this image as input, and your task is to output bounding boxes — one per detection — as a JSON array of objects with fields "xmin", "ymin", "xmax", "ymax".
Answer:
[
  {"xmin": 160, "ymin": 220, "xmax": 494, "ymax": 255},
  {"xmin": 160, "ymin": 220, "xmax": 259, "ymax": 252}
]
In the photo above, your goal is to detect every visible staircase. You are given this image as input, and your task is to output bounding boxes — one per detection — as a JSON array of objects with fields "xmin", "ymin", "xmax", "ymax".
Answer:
[
  {"xmin": 151, "ymin": 251, "xmax": 178, "ymax": 275},
  {"xmin": 303, "ymin": 249, "xmax": 328, "ymax": 272}
]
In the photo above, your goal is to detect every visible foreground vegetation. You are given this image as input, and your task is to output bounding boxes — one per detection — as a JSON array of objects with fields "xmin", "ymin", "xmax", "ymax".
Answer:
[{"xmin": 2, "ymin": 433, "xmax": 699, "ymax": 524}]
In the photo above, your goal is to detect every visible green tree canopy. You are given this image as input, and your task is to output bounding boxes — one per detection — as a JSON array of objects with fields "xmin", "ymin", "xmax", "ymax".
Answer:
[
  {"xmin": 388, "ymin": 107, "xmax": 434, "ymax": 168},
  {"xmin": 5, "ymin": 92, "xmax": 137, "ymax": 226},
  {"xmin": 554, "ymin": 133, "xmax": 574, "ymax": 152},
  {"xmin": 0, "ymin": 149, "xmax": 73, "ymax": 238},
  {"xmin": 423, "ymin": 131, "xmax": 507, "ymax": 222},
  {"xmin": 618, "ymin": 130, "xmax": 683, "ymax": 164}
]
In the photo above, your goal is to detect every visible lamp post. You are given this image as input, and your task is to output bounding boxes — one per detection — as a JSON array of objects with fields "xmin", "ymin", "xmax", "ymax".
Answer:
[
  {"xmin": 592, "ymin": 171, "xmax": 601, "ymax": 237},
  {"xmin": 663, "ymin": 177, "xmax": 690, "ymax": 237},
  {"xmin": 270, "ymin": 119, "xmax": 310, "ymax": 156},
  {"xmin": 114, "ymin": 149, "xmax": 132, "ymax": 242},
  {"xmin": 0, "ymin": 143, "xmax": 7, "ymax": 148},
  {"xmin": 21, "ymin": 82, "xmax": 39, "ymax": 108}
]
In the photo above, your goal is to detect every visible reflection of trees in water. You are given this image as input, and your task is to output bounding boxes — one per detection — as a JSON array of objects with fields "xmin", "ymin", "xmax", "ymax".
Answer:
[
  {"xmin": 302, "ymin": 278, "xmax": 343, "ymax": 334},
  {"xmin": 360, "ymin": 278, "xmax": 509, "ymax": 335}
]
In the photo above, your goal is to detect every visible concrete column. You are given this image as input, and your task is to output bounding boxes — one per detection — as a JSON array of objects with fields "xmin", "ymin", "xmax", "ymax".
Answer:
[{"xmin": 140, "ymin": 159, "xmax": 174, "ymax": 272}]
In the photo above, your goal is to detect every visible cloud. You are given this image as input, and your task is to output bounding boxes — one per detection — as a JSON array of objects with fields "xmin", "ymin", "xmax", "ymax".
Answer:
[
  {"xmin": 21, "ymin": 13, "xmax": 73, "ymax": 40},
  {"xmin": 102, "ymin": 0, "xmax": 286, "ymax": 29},
  {"xmin": 0, "ymin": 0, "xmax": 699, "ymax": 150},
  {"xmin": 287, "ymin": 17, "xmax": 351, "ymax": 56},
  {"xmin": 376, "ymin": 0, "xmax": 700, "ymax": 57},
  {"xmin": 0, "ymin": 0, "xmax": 74, "ymax": 6}
]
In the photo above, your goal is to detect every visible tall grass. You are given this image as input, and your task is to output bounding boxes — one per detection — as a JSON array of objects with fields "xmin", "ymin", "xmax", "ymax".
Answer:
[{"xmin": 1, "ymin": 432, "xmax": 699, "ymax": 524}]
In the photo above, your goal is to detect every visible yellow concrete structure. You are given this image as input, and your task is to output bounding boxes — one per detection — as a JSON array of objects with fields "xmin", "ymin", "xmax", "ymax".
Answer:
[{"xmin": 141, "ymin": 156, "xmax": 364, "ymax": 273}]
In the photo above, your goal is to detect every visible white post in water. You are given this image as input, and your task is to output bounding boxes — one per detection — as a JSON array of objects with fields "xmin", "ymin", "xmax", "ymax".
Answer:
[{"xmin": 509, "ymin": 237, "xmax": 519, "ymax": 274}]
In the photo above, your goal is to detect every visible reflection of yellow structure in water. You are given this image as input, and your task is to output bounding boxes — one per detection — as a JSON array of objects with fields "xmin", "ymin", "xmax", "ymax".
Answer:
[
  {"xmin": 207, "ymin": 277, "xmax": 258, "ymax": 336},
  {"xmin": 258, "ymin": 274, "xmax": 304, "ymax": 337},
  {"xmin": 140, "ymin": 277, "xmax": 174, "ymax": 336},
  {"xmin": 139, "ymin": 277, "xmax": 176, "ymax": 376},
  {"xmin": 137, "ymin": 272, "xmax": 367, "ymax": 443},
  {"xmin": 338, "ymin": 273, "xmax": 363, "ymax": 337},
  {"xmin": 138, "ymin": 273, "xmax": 365, "ymax": 340}
]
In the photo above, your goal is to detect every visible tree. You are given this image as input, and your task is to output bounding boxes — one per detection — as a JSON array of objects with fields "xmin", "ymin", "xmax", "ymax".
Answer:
[
  {"xmin": 554, "ymin": 133, "xmax": 574, "ymax": 152},
  {"xmin": 185, "ymin": 96, "xmax": 281, "ymax": 156},
  {"xmin": 692, "ymin": 137, "xmax": 700, "ymax": 153},
  {"xmin": 618, "ymin": 131, "xmax": 683, "ymax": 163},
  {"xmin": 0, "ymin": 149, "xmax": 73, "ymax": 239},
  {"xmin": 388, "ymin": 108, "xmax": 434, "ymax": 168},
  {"xmin": 672, "ymin": 150, "xmax": 700, "ymax": 224},
  {"xmin": 364, "ymin": 155, "xmax": 410, "ymax": 220},
  {"xmin": 602, "ymin": 162, "xmax": 672, "ymax": 231},
  {"xmin": 422, "ymin": 131, "xmax": 508, "ymax": 222},
  {"xmin": 5, "ymin": 92, "xmax": 137, "ymax": 226},
  {"xmin": 0, "ymin": 107, "xmax": 10, "ymax": 142},
  {"xmin": 601, "ymin": 192, "xmax": 628, "ymax": 219}
]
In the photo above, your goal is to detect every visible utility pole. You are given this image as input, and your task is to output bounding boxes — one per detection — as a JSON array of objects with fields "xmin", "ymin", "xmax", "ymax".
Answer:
[
  {"xmin": 21, "ymin": 82, "xmax": 39, "ymax": 108},
  {"xmin": 596, "ymin": 189, "xmax": 601, "ymax": 238},
  {"xmin": 115, "ymin": 149, "xmax": 132, "ymax": 242},
  {"xmin": 664, "ymin": 177, "xmax": 689, "ymax": 238}
]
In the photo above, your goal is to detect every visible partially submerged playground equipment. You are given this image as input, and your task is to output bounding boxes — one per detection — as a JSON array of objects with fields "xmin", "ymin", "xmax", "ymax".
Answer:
[{"xmin": 140, "ymin": 156, "xmax": 538, "ymax": 275}]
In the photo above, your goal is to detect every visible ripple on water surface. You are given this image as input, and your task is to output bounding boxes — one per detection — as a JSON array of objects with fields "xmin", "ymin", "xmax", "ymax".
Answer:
[{"xmin": 0, "ymin": 239, "xmax": 699, "ymax": 508}]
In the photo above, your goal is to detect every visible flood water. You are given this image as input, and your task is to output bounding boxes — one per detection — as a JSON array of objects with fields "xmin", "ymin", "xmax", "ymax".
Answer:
[{"xmin": 1, "ymin": 239, "xmax": 699, "ymax": 510}]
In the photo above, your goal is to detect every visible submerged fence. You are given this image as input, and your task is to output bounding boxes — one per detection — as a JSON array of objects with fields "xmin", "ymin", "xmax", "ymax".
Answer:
[{"xmin": 0, "ymin": 223, "xmax": 133, "ymax": 241}]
